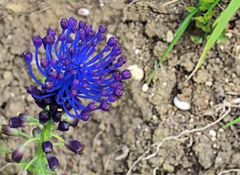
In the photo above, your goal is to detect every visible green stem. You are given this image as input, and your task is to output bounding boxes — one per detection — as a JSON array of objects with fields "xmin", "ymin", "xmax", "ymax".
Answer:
[
  {"xmin": 35, "ymin": 120, "xmax": 54, "ymax": 175},
  {"xmin": 53, "ymin": 142, "xmax": 65, "ymax": 146},
  {"xmin": 51, "ymin": 133, "xmax": 65, "ymax": 143},
  {"xmin": 23, "ymin": 138, "xmax": 39, "ymax": 147},
  {"xmin": 18, "ymin": 132, "xmax": 31, "ymax": 139},
  {"xmin": 24, "ymin": 157, "xmax": 37, "ymax": 171}
]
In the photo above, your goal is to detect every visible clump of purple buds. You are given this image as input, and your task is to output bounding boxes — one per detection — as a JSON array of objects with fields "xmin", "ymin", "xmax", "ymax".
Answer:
[
  {"xmin": 65, "ymin": 139, "xmax": 85, "ymax": 154},
  {"xmin": 42, "ymin": 141, "xmax": 53, "ymax": 153},
  {"xmin": 24, "ymin": 16, "xmax": 131, "ymax": 120},
  {"xmin": 47, "ymin": 155, "xmax": 59, "ymax": 170},
  {"xmin": 9, "ymin": 115, "xmax": 27, "ymax": 128},
  {"xmin": 1, "ymin": 125, "xmax": 20, "ymax": 136},
  {"xmin": 12, "ymin": 146, "xmax": 24, "ymax": 163}
]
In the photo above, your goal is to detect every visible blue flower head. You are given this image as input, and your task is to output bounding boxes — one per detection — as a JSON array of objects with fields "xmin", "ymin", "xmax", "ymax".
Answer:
[{"xmin": 24, "ymin": 17, "xmax": 131, "ymax": 120}]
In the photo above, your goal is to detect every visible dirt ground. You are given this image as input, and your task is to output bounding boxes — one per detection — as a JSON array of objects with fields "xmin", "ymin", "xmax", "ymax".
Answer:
[{"xmin": 0, "ymin": 0, "xmax": 240, "ymax": 175}]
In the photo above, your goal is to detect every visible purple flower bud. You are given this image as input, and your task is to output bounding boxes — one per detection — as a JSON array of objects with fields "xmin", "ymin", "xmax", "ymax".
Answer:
[
  {"xmin": 78, "ymin": 21, "xmax": 86, "ymax": 29},
  {"xmin": 23, "ymin": 51, "xmax": 33, "ymax": 63},
  {"xmin": 71, "ymin": 26, "xmax": 78, "ymax": 33},
  {"xmin": 114, "ymin": 88, "xmax": 124, "ymax": 97},
  {"xmin": 39, "ymin": 111, "xmax": 50, "ymax": 124},
  {"xmin": 44, "ymin": 35, "xmax": 55, "ymax": 45},
  {"xmin": 42, "ymin": 141, "xmax": 53, "ymax": 154},
  {"xmin": 47, "ymin": 155, "xmax": 59, "ymax": 170},
  {"xmin": 58, "ymin": 72, "xmax": 65, "ymax": 80},
  {"xmin": 68, "ymin": 118, "xmax": 79, "ymax": 127},
  {"xmin": 32, "ymin": 127, "xmax": 41, "ymax": 137},
  {"xmin": 121, "ymin": 70, "xmax": 132, "ymax": 80},
  {"xmin": 98, "ymin": 24, "xmax": 107, "ymax": 33},
  {"xmin": 100, "ymin": 102, "xmax": 110, "ymax": 111},
  {"xmin": 57, "ymin": 121, "xmax": 69, "ymax": 131},
  {"xmin": 58, "ymin": 33, "xmax": 66, "ymax": 41},
  {"xmin": 65, "ymin": 139, "xmax": 85, "ymax": 154},
  {"xmin": 67, "ymin": 36, "xmax": 73, "ymax": 43},
  {"xmin": 12, "ymin": 146, "xmax": 24, "ymax": 163},
  {"xmin": 1, "ymin": 125, "xmax": 19, "ymax": 136},
  {"xmin": 32, "ymin": 35, "xmax": 42, "ymax": 48},
  {"xmin": 9, "ymin": 116, "xmax": 26, "ymax": 128},
  {"xmin": 78, "ymin": 29, "xmax": 85, "ymax": 39},
  {"xmin": 87, "ymin": 102, "xmax": 97, "ymax": 111},
  {"xmin": 47, "ymin": 28, "xmax": 56, "ymax": 37},
  {"xmin": 40, "ymin": 58, "xmax": 49, "ymax": 68},
  {"xmin": 107, "ymin": 37, "xmax": 118, "ymax": 47},
  {"xmin": 114, "ymin": 47, "xmax": 122, "ymax": 57},
  {"xmin": 43, "ymin": 97, "xmax": 54, "ymax": 106},
  {"xmin": 108, "ymin": 95, "xmax": 117, "ymax": 102},
  {"xmin": 26, "ymin": 85, "xmax": 37, "ymax": 94},
  {"xmin": 68, "ymin": 17, "xmax": 77, "ymax": 28},
  {"xmin": 111, "ymin": 82, "xmax": 124, "ymax": 90},
  {"xmin": 46, "ymin": 80, "xmax": 54, "ymax": 89},
  {"xmin": 80, "ymin": 110, "xmax": 89, "ymax": 121},
  {"xmin": 60, "ymin": 18, "xmax": 68, "ymax": 30},
  {"xmin": 49, "ymin": 104, "xmax": 59, "ymax": 116},
  {"xmin": 118, "ymin": 56, "xmax": 127, "ymax": 65},
  {"xmin": 112, "ymin": 71, "xmax": 121, "ymax": 81},
  {"xmin": 53, "ymin": 112, "xmax": 62, "ymax": 122}
]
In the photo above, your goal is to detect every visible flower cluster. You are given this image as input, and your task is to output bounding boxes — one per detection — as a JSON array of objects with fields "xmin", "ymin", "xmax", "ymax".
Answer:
[
  {"xmin": 1, "ymin": 17, "xmax": 131, "ymax": 173},
  {"xmin": 24, "ymin": 16, "xmax": 131, "ymax": 120}
]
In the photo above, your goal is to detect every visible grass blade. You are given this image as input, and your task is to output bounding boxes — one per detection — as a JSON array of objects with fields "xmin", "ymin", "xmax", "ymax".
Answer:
[
  {"xmin": 146, "ymin": 8, "xmax": 199, "ymax": 85},
  {"xmin": 187, "ymin": 0, "xmax": 240, "ymax": 80},
  {"xmin": 224, "ymin": 117, "xmax": 240, "ymax": 128}
]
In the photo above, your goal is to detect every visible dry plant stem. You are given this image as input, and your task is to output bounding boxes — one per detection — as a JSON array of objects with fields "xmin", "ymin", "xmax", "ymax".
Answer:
[
  {"xmin": 218, "ymin": 169, "xmax": 240, "ymax": 175},
  {"xmin": 126, "ymin": 98, "xmax": 240, "ymax": 175},
  {"xmin": 163, "ymin": 0, "xmax": 179, "ymax": 7}
]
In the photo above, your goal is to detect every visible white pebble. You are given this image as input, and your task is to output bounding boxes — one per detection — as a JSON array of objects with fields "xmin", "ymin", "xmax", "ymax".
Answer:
[
  {"xmin": 173, "ymin": 96, "xmax": 191, "ymax": 111},
  {"xmin": 142, "ymin": 83, "xmax": 149, "ymax": 92},
  {"xmin": 166, "ymin": 30, "xmax": 174, "ymax": 43},
  {"xmin": 77, "ymin": 8, "xmax": 90, "ymax": 16},
  {"xmin": 127, "ymin": 64, "xmax": 144, "ymax": 80},
  {"xmin": 209, "ymin": 130, "xmax": 217, "ymax": 137}
]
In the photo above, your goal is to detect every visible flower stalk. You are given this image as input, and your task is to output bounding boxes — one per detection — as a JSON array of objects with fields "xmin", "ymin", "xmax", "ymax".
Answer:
[{"xmin": 36, "ymin": 119, "xmax": 53, "ymax": 175}]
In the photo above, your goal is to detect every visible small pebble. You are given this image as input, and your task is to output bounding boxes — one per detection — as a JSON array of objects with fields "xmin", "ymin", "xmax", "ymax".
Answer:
[
  {"xmin": 173, "ymin": 96, "xmax": 191, "ymax": 111},
  {"xmin": 142, "ymin": 83, "xmax": 149, "ymax": 92},
  {"xmin": 3, "ymin": 71, "xmax": 12, "ymax": 80},
  {"xmin": 127, "ymin": 64, "xmax": 144, "ymax": 80},
  {"xmin": 209, "ymin": 130, "xmax": 216, "ymax": 137},
  {"xmin": 166, "ymin": 30, "xmax": 174, "ymax": 43},
  {"xmin": 77, "ymin": 8, "xmax": 90, "ymax": 16}
]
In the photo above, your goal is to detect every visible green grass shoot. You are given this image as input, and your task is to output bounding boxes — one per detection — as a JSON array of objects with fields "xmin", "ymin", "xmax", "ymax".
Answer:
[
  {"xmin": 146, "ymin": 8, "xmax": 199, "ymax": 85},
  {"xmin": 187, "ymin": 0, "xmax": 240, "ymax": 80}
]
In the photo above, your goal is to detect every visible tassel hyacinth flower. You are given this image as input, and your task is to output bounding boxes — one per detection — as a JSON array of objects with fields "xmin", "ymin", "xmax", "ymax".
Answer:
[
  {"xmin": 24, "ymin": 16, "xmax": 131, "ymax": 120},
  {"xmin": 1, "ymin": 17, "xmax": 131, "ymax": 174}
]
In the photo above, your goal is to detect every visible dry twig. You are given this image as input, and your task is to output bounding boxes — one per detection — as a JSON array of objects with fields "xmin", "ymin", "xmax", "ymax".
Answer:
[{"xmin": 218, "ymin": 169, "xmax": 240, "ymax": 175}]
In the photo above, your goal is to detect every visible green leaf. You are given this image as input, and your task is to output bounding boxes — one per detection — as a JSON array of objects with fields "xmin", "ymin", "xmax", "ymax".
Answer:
[
  {"xmin": 187, "ymin": 0, "xmax": 240, "ymax": 80},
  {"xmin": 186, "ymin": 6, "xmax": 196, "ymax": 13},
  {"xmin": 224, "ymin": 117, "xmax": 240, "ymax": 128},
  {"xmin": 190, "ymin": 35, "xmax": 203, "ymax": 44}
]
